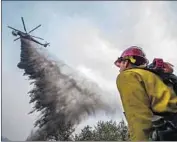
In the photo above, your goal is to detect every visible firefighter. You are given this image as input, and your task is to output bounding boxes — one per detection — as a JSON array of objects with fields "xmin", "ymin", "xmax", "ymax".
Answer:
[{"xmin": 114, "ymin": 46, "xmax": 177, "ymax": 141}]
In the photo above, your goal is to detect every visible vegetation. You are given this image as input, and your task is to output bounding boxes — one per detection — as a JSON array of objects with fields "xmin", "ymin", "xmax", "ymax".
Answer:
[{"xmin": 74, "ymin": 120, "xmax": 129, "ymax": 141}]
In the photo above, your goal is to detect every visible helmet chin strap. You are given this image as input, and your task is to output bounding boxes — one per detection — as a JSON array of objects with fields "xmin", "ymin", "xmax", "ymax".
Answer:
[
  {"xmin": 125, "ymin": 60, "xmax": 133, "ymax": 69},
  {"xmin": 124, "ymin": 56, "xmax": 137, "ymax": 69}
]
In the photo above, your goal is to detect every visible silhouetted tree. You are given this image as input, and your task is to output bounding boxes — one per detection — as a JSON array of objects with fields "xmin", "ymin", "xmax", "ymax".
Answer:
[{"xmin": 75, "ymin": 120, "xmax": 129, "ymax": 141}]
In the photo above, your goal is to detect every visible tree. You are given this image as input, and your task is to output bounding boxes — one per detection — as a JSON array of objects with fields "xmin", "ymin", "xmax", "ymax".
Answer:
[
  {"xmin": 75, "ymin": 126, "xmax": 94, "ymax": 141},
  {"xmin": 74, "ymin": 120, "xmax": 130, "ymax": 141}
]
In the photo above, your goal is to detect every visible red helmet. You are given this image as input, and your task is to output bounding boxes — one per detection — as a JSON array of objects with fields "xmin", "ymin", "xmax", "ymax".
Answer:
[
  {"xmin": 121, "ymin": 46, "xmax": 146, "ymax": 58},
  {"xmin": 115, "ymin": 46, "xmax": 148, "ymax": 66}
]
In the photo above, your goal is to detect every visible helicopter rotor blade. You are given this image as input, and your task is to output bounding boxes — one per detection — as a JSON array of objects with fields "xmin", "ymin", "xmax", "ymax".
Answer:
[
  {"xmin": 7, "ymin": 26, "xmax": 22, "ymax": 32},
  {"xmin": 31, "ymin": 35, "xmax": 44, "ymax": 40},
  {"xmin": 28, "ymin": 24, "xmax": 41, "ymax": 34},
  {"xmin": 14, "ymin": 37, "xmax": 20, "ymax": 41},
  {"xmin": 21, "ymin": 17, "xmax": 27, "ymax": 33}
]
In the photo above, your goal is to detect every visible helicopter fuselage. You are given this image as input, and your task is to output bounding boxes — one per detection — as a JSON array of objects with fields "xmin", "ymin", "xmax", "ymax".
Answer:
[{"xmin": 12, "ymin": 30, "xmax": 31, "ymax": 38}]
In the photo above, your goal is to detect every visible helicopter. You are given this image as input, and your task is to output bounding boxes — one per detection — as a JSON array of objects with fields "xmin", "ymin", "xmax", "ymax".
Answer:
[{"xmin": 8, "ymin": 17, "xmax": 50, "ymax": 48}]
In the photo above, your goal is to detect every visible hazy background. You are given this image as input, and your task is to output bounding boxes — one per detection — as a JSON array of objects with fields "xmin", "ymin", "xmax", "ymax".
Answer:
[{"xmin": 2, "ymin": 1, "xmax": 177, "ymax": 140}]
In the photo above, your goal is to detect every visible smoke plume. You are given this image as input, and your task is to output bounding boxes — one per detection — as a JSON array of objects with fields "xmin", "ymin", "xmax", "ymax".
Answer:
[{"xmin": 17, "ymin": 38, "xmax": 115, "ymax": 140}]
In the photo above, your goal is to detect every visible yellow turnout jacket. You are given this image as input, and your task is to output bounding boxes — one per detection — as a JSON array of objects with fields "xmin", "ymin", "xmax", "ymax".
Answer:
[{"xmin": 116, "ymin": 68, "xmax": 177, "ymax": 141}]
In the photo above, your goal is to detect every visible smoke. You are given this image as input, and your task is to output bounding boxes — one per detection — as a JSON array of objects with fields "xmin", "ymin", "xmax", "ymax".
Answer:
[{"xmin": 17, "ymin": 38, "xmax": 115, "ymax": 140}]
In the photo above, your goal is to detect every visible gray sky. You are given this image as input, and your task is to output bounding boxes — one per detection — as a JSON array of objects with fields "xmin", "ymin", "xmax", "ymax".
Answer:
[{"xmin": 2, "ymin": 1, "xmax": 177, "ymax": 140}]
